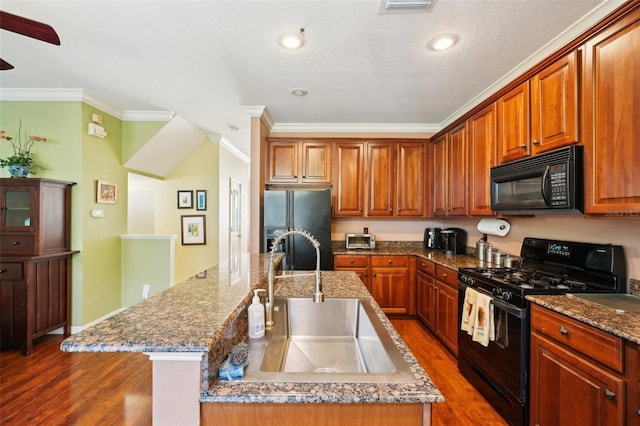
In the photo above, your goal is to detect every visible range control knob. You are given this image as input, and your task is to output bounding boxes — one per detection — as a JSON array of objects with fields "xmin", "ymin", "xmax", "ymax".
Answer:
[{"xmin": 502, "ymin": 291, "xmax": 512, "ymax": 301}]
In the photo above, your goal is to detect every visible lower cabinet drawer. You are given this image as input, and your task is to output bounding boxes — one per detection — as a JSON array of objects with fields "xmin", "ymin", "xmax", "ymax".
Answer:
[
  {"xmin": 0, "ymin": 262, "xmax": 23, "ymax": 280},
  {"xmin": 531, "ymin": 303, "xmax": 624, "ymax": 373},
  {"xmin": 1, "ymin": 235, "xmax": 35, "ymax": 254},
  {"xmin": 371, "ymin": 255, "xmax": 410, "ymax": 267},
  {"xmin": 334, "ymin": 255, "xmax": 369, "ymax": 268}
]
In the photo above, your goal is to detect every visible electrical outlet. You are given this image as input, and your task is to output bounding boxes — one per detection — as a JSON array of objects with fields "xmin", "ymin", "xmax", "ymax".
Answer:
[{"xmin": 142, "ymin": 284, "xmax": 150, "ymax": 299}]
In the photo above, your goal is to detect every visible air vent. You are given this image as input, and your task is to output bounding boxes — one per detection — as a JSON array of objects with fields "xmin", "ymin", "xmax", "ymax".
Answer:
[{"xmin": 379, "ymin": 0, "xmax": 433, "ymax": 13}]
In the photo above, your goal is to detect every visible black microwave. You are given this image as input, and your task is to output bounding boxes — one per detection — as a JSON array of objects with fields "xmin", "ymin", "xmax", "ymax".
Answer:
[{"xmin": 490, "ymin": 145, "xmax": 583, "ymax": 215}]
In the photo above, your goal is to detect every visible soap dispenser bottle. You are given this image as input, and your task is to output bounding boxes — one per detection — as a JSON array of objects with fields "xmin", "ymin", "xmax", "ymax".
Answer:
[{"xmin": 248, "ymin": 289, "xmax": 266, "ymax": 338}]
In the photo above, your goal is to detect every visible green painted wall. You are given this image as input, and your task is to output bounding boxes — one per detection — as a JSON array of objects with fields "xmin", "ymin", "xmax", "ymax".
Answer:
[
  {"xmin": 122, "ymin": 121, "xmax": 166, "ymax": 165},
  {"xmin": 80, "ymin": 103, "xmax": 127, "ymax": 323},
  {"xmin": 1, "ymin": 100, "xmax": 224, "ymax": 326}
]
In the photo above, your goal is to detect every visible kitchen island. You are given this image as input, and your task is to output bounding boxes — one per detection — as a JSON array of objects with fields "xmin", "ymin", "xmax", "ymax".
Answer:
[{"xmin": 61, "ymin": 253, "xmax": 443, "ymax": 426}]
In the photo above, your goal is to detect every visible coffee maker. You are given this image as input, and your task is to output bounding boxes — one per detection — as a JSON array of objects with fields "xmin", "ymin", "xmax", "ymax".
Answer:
[
  {"xmin": 423, "ymin": 227, "xmax": 442, "ymax": 249},
  {"xmin": 441, "ymin": 228, "xmax": 467, "ymax": 255}
]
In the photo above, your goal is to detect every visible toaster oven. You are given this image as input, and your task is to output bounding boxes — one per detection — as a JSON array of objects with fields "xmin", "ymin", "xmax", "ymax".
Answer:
[{"xmin": 345, "ymin": 233, "xmax": 376, "ymax": 250}]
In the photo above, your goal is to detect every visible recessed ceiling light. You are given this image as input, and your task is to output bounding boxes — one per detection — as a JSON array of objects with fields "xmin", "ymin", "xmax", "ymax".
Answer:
[
  {"xmin": 429, "ymin": 34, "xmax": 459, "ymax": 51},
  {"xmin": 290, "ymin": 88, "xmax": 308, "ymax": 97},
  {"xmin": 278, "ymin": 28, "xmax": 305, "ymax": 49}
]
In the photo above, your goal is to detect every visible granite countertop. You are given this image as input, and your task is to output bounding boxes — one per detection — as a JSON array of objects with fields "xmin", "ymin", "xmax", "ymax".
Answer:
[
  {"xmin": 202, "ymin": 271, "xmax": 444, "ymax": 404},
  {"xmin": 60, "ymin": 251, "xmax": 443, "ymax": 405},
  {"xmin": 527, "ymin": 294, "xmax": 640, "ymax": 345},
  {"xmin": 332, "ymin": 242, "xmax": 481, "ymax": 271},
  {"xmin": 61, "ymin": 253, "xmax": 278, "ymax": 353}
]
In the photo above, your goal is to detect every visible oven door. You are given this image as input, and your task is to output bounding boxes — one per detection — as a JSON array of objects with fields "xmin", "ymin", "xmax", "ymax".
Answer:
[{"xmin": 457, "ymin": 282, "xmax": 528, "ymax": 425}]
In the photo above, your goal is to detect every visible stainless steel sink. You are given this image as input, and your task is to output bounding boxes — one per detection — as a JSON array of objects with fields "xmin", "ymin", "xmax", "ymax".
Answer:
[{"xmin": 242, "ymin": 297, "xmax": 417, "ymax": 383}]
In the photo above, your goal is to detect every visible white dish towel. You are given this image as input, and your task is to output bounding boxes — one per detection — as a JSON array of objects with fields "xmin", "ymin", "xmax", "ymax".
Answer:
[
  {"xmin": 472, "ymin": 292, "xmax": 495, "ymax": 347},
  {"xmin": 460, "ymin": 287, "xmax": 478, "ymax": 335}
]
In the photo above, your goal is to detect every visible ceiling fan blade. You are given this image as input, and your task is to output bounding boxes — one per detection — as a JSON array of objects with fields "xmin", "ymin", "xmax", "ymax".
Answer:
[
  {"xmin": 0, "ymin": 11, "xmax": 60, "ymax": 45},
  {"xmin": 0, "ymin": 58, "xmax": 14, "ymax": 70}
]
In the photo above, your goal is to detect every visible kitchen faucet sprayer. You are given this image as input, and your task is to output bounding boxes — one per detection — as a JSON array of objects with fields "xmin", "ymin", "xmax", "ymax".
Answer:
[{"xmin": 266, "ymin": 229, "xmax": 324, "ymax": 328}]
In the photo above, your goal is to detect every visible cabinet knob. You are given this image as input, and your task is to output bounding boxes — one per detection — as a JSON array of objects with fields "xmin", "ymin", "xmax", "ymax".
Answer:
[
  {"xmin": 559, "ymin": 326, "xmax": 569, "ymax": 335},
  {"xmin": 349, "ymin": 259, "xmax": 354, "ymax": 263},
  {"xmin": 388, "ymin": 259, "xmax": 392, "ymax": 264},
  {"xmin": 372, "ymin": 273, "xmax": 377, "ymax": 277},
  {"xmin": 389, "ymin": 208, "xmax": 393, "ymax": 213},
  {"xmin": 604, "ymin": 389, "xmax": 616, "ymax": 400},
  {"xmin": 442, "ymin": 272, "xmax": 448, "ymax": 278},
  {"xmin": 635, "ymin": 408, "xmax": 640, "ymax": 416},
  {"xmin": 532, "ymin": 140, "xmax": 540, "ymax": 145},
  {"xmin": 520, "ymin": 144, "xmax": 527, "ymax": 149},
  {"xmin": 11, "ymin": 241, "xmax": 20, "ymax": 246},
  {"xmin": 363, "ymin": 273, "xmax": 367, "ymax": 277},
  {"xmin": 0, "ymin": 269, "xmax": 5, "ymax": 273}
]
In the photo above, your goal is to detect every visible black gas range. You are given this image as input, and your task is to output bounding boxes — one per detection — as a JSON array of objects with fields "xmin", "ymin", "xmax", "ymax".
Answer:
[
  {"xmin": 457, "ymin": 237, "xmax": 626, "ymax": 425},
  {"xmin": 459, "ymin": 237, "xmax": 627, "ymax": 308}
]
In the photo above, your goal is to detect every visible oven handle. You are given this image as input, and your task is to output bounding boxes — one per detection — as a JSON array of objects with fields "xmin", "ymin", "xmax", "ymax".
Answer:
[{"xmin": 458, "ymin": 282, "xmax": 525, "ymax": 318}]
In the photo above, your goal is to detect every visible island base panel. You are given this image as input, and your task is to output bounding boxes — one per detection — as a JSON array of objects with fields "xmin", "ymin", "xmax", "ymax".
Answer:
[{"xmin": 201, "ymin": 402, "xmax": 431, "ymax": 426}]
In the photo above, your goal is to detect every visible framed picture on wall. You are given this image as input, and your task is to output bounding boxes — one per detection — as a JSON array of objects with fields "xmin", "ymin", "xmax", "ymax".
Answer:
[
  {"xmin": 97, "ymin": 180, "xmax": 117, "ymax": 204},
  {"xmin": 196, "ymin": 190, "xmax": 207, "ymax": 211},
  {"xmin": 181, "ymin": 215, "xmax": 206, "ymax": 245},
  {"xmin": 177, "ymin": 190, "xmax": 193, "ymax": 209}
]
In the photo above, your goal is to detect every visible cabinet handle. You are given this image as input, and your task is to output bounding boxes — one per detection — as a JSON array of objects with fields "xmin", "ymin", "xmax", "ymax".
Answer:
[
  {"xmin": 635, "ymin": 408, "xmax": 640, "ymax": 416},
  {"xmin": 604, "ymin": 389, "xmax": 616, "ymax": 400},
  {"xmin": 0, "ymin": 269, "xmax": 5, "ymax": 273},
  {"xmin": 559, "ymin": 326, "xmax": 569, "ymax": 335},
  {"xmin": 520, "ymin": 144, "xmax": 527, "ymax": 149},
  {"xmin": 532, "ymin": 140, "xmax": 540, "ymax": 145},
  {"xmin": 11, "ymin": 241, "xmax": 20, "ymax": 245}
]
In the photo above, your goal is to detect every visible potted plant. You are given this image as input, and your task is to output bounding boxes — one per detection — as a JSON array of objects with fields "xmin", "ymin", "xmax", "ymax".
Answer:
[{"xmin": 0, "ymin": 120, "xmax": 47, "ymax": 177}]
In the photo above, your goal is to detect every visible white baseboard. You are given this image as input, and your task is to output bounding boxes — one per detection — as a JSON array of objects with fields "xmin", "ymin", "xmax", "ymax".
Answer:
[{"xmin": 49, "ymin": 308, "xmax": 127, "ymax": 335}]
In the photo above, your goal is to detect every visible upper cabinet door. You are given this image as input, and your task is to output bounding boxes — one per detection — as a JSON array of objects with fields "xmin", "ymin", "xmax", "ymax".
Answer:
[
  {"xmin": 267, "ymin": 141, "xmax": 298, "ymax": 184},
  {"xmin": 366, "ymin": 142, "xmax": 395, "ymax": 216},
  {"xmin": 431, "ymin": 134, "xmax": 448, "ymax": 217},
  {"xmin": 447, "ymin": 122, "xmax": 469, "ymax": 216},
  {"xmin": 497, "ymin": 81, "xmax": 531, "ymax": 164},
  {"xmin": 583, "ymin": 8, "xmax": 640, "ymax": 214},
  {"xmin": 333, "ymin": 142, "xmax": 365, "ymax": 216},
  {"xmin": 396, "ymin": 142, "xmax": 426, "ymax": 217},
  {"xmin": 301, "ymin": 141, "xmax": 331, "ymax": 184},
  {"xmin": 468, "ymin": 103, "xmax": 497, "ymax": 216},
  {"xmin": 530, "ymin": 51, "xmax": 579, "ymax": 155}
]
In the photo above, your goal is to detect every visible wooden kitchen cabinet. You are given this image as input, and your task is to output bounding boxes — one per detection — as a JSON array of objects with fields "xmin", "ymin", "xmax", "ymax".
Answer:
[
  {"xmin": 416, "ymin": 258, "xmax": 436, "ymax": 330},
  {"xmin": 367, "ymin": 141, "xmax": 427, "ymax": 217},
  {"xmin": 530, "ymin": 51, "xmax": 579, "ymax": 155},
  {"xmin": 267, "ymin": 139, "xmax": 331, "ymax": 185},
  {"xmin": 370, "ymin": 255, "xmax": 415, "ymax": 316},
  {"xmin": 530, "ymin": 304, "xmax": 625, "ymax": 425},
  {"xmin": 0, "ymin": 178, "xmax": 76, "ymax": 355},
  {"xmin": 497, "ymin": 81, "xmax": 530, "ymax": 164},
  {"xmin": 332, "ymin": 142, "xmax": 365, "ymax": 216},
  {"xmin": 432, "ymin": 123, "xmax": 468, "ymax": 217},
  {"xmin": 582, "ymin": 7, "xmax": 640, "ymax": 215},
  {"xmin": 333, "ymin": 254, "xmax": 371, "ymax": 292},
  {"xmin": 626, "ymin": 341, "xmax": 640, "ymax": 425},
  {"xmin": 366, "ymin": 142, "xmax": 394, "ymax": 217},
  {"xmin": 467, "ymin": 103, "xmax": 497, "ymax": 216},
  {"xmin": 433, "ymin": 265, "xmax": 458, "ymax": 356}
]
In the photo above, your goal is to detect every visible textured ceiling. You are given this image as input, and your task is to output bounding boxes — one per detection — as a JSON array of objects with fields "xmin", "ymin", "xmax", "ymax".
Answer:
[{"xmin": 0, "ymin": 0, "xmax": 622, "ymax": 157}]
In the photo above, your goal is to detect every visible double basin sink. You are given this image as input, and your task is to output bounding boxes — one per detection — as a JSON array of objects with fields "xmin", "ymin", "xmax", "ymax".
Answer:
[{"xmin": 242, "ymin": 297, "xmax": 417, "ymax": 383}]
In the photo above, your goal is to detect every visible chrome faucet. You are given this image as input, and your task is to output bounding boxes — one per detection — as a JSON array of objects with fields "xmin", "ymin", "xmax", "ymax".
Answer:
[{"xmin": 266, "ymin": 229, "xmax": 324, "ymax": 327}]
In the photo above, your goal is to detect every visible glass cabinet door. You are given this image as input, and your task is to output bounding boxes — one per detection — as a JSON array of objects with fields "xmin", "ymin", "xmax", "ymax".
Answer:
[{"xmin": 4, "ymin": 189, "xmax": 32, "ymax": 227}]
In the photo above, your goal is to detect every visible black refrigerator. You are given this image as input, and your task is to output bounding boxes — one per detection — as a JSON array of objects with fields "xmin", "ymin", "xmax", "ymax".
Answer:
[{"xmin": 263, "ymin": 189, "xmax": 333, "ymax": 270}]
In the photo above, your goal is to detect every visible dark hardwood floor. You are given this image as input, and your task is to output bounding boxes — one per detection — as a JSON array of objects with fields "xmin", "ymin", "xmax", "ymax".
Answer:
[{"xmin": 1, "ymin": 320, "xmax": 506, "ymax": 425}]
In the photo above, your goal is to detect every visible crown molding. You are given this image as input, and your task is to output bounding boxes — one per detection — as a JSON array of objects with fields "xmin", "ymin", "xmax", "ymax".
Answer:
[
  {"xmin": 242, "ymin": 106, "xmax": 273, "ymax": 129},
  {"xmin": 269, "ymin": 122, "xmax": 440, "ymax": 134},
  {"xmin": 208, "ymin": 134, "xmax": 251, "ymax": 164},
  {"xmin": 122, "ymin": 111, "xmax": 176, "ymax": 122}
]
